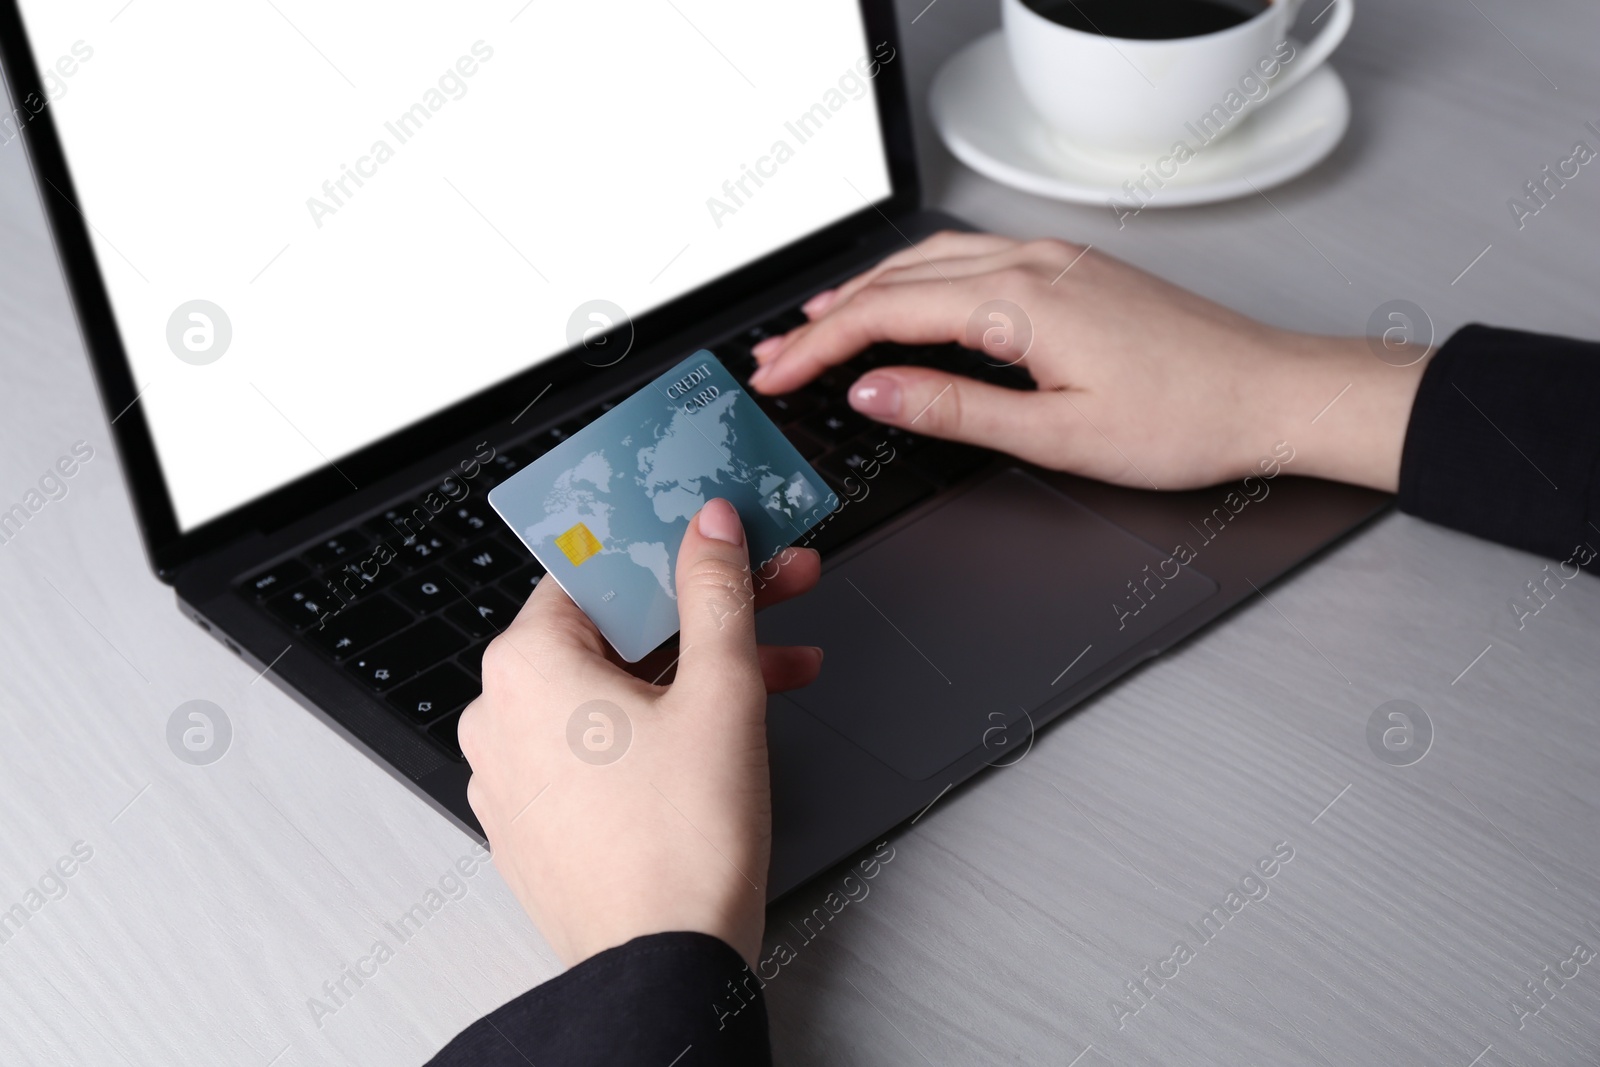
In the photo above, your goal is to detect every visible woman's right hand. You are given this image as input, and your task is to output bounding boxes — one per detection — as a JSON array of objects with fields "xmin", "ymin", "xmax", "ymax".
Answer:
[{"xmin": 749, "ymin": 232, "xmax": 1425, "ymax": 494}]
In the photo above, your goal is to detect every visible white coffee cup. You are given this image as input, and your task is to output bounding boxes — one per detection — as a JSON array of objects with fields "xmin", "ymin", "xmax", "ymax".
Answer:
[{"xmin": 1001, "ymin": 0, "xmax": 1354, "ymax": 159}]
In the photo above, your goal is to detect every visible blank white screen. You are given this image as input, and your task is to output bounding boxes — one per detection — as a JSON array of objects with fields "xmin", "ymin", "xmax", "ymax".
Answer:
[{"xmin": 14, "ymin": 1, "xmax": 893, "ymax": 530}]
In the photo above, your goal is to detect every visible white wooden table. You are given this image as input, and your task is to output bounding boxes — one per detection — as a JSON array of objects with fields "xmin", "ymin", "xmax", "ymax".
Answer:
[{"xmin": 3, "ymin": 1, "xmax": 1598, "ymax": 1064}]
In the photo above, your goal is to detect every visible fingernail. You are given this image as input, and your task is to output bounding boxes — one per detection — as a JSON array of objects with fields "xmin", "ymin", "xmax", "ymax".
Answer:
[
  {"xmin": 802, "ymin": 290, "xmax": 837, "ymax": 317},
  {"xmin": 809, "ymin": 646, "xmax": 825, "ymax": 666},
  {"xmin": 752, "ymin": 336, "xmax": 784, "ymax": 361},
  {"xmin": 699, "ymin": 498, "xmax": 745, "ymax": 545},
  {"xmin": 748, "ymin": 362, "xmax": 771, "ymax": 388},
  {"xmin": 848, "ymin": 373, "xmax": 902, "ymax": 419}
]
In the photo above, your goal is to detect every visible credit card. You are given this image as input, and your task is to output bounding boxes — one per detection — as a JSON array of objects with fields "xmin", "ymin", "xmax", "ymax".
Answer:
[{"xmin": 488, "ymin": 351, "xmax": 838, "ymax": 661}]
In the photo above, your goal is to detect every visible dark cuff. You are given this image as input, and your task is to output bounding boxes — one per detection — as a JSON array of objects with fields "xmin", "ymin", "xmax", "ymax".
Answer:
[
  {"xmin": 426, "ymin": 931, "xmax": 770, "ymax": 1067},
  {"xmin": 1398, "ymin": 324, "xmax": 1600, "ymax": 565}
]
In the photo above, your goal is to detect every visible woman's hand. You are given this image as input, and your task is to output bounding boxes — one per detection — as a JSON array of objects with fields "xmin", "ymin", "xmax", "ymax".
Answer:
[
  {"xmin": 750, "ymin": 232, "xmax": 1425, "ymax": 493},
  {"xmin": 458, "ymin": 499, "xmax": 822, "ymax": 968}
]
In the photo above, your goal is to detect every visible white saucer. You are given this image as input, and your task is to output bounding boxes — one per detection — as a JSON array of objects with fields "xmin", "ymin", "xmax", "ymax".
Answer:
[{"xmin": 930, "ymin": 31, "xmax": 1349, "ymax": 207}]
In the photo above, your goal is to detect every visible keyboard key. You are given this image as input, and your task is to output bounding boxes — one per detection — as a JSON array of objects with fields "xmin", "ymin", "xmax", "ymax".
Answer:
[
  {"xmin": 797, "ymin": 407, "xmax": 870, "ymax": 447},
  {"xmin": 876, "ymin": 425, "xmax": 916, "ymax": 450},
  {"xmin": 345, "ymin": 618, "xmax": 467, "ymax": 691},
  {"xmin": 392, "ymin": 532, "xmax": 453, "ymax": 570},
  {"xmin": 741, "ymin": 308, "xmax": 804, "ymax": 349},
  {"xmin": 411, "ymin": 484, "xmax": 467, "ymax": 523},
  {"xmin": 503, "ymin": 533, "xmax": 533, "ymax": 559},
  {"xmin": 318, "ymin": 562, "xmax": 393, "ymax": 607},
  {"xmin": 890, "ymin": 431, "xmax": 992, "ymax": 485},
  {"xmin": 531, "ymin": 419, "xmax": 582, "ymax": 452},
  {"xmin": 363, "ymin": 502, "xmax": 457, "ymax": 547},
  {"xmin": 812, "ymin": 368, "xmax": 849, "ymax": 393},
  {"xmin": 503, "ymin": 443, "xmax": 539, "ymax": 463},
  {"xmin": 817, "ymin": 435, "xmax": 900, "ymax": 484},
  {"xmin": 457, "ymin": 640, "xmax": 490, "ymax": 678},
  {"xmin": 305, "ymin": 595, "xmax": 412, "ymax": 659},
  {"xmin": 784, "ymin": 428, "xmax": 827, "ymax": 461},
  {"xmin": 386, "ymin": 663, "xmax": 480, "ymax": 723},
  {"xmin": 447, "ymin": 537, "xmax": 521, "ymax": 584},
  {"xmin": 444, "ymin": 588, "xmax": 517, "ymax": 639},
  {"xmin": 303, "ymin": 532, "xmax": 369, "ymax": 568},
  {"xmin": 393, "ymin": 567, "xmax": 459, "ymax": 613},
  {"xmin": 431, "ymin": 472, "xmax": 476, "ymax": 503},
  {"xmin": 762, "ymin": 307, "xmax": 808, "ymax": 335},
  {"xmin": 497, "ymin": 562, "xmax": 544, "ymax": 603},
  {"xmin": 427, "ymin": 709, "xmax": 467, "ymax": 759},
  {"xmin": 754, "ymin": 390, "xmax": 823, "ymax": 425},
  {"xmin": 264, "ymin": 581, "xmax": 339, "ymax": 631},
  {"xmin": 435, "ymin": 497, "xmax": 498, "ymax": 540},
  {"xmin": 479, "ymin": 447, "xmax": 532, "ymax": 487},
  {"xmin": 240, "ymin": 560, "xmax": 309, "ymax": 600},
  {"xmin": 511, "ymin": 552, "xmax": 544, "ymax": 577},
  {"xmin": 714, "ymin": 343, "xmax": 757, "ymax": 379}
]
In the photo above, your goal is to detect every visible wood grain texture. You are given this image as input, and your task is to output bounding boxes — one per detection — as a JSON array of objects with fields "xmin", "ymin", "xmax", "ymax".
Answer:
[{"xmin": 2, "ymin": 0, "xmax": 1598, "ymax": 1064}]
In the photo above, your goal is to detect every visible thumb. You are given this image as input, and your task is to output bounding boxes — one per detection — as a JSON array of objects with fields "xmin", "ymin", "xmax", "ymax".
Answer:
[
  {"xmin": 672, "ymin": 498, "xmax": 763, "ymax": 699},
  {"xmin": 846, "ymin": 366, "xmax": 1057, "ymax": 463}
]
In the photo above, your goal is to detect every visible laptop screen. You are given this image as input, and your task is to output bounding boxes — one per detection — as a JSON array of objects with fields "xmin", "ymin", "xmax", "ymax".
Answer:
[{"xmin": 12, "ymin": 3, "xmax": 893, "ymax": 531}]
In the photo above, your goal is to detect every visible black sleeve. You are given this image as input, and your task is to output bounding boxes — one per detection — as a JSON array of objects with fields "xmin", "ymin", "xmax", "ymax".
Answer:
[
  {"xmin": 1398, "ymin": 324, "xmax": 1600, "ymax": 566},
  {"xmin": 426, "ymin": 931, "xmax": 770, "ymax": 1067}
]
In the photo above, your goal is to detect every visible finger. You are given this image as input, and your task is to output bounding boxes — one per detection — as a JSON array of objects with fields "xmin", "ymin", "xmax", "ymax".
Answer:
[
  {"xmin": 805, "ymin": 232, "xmax": 1019, "ymax": 317},
  {"xmin": 758, "ymin": 644, "xmax": 824, "ymax": 693},
  {"xmin": 623, "ymin": 546, "xmax": 817, "ymax": 685},
  {"xmin": 763, "ymin": 238, "xmax": 1089, "ymax": 366},
  {"xmin": 749, "ymin": 546, "xmax": 820, "ymax": 612},
  {"xmin": 848, "ymin": 365, "xmax": 1064, "ymax": 464},
  {"xmin": 500, "ymin": 568, "xmax": 609, "ymax": 658},
  {"xmin": 833, "ymin": 247, "xmax": 1047, "ymax": 293},
  {"xmin": 501, "ymin": 545, "xmax": 818, "ymax": 677},
  {"xmin": 761, "ymin": 236, "xmax": 1023, "ymax": 363},
  {"xmin": 752, "ymin": 279, "xmax": 971, "ymax": 394},
  {"xmin": 829, "ymin": 238, "xmax": 1052, "ymax": 309},
  {"xmin": 758, "ymin": 256, "xmax": 1029, "ymax": 367},
  {"xmin": 672, "ymin": 499, "xmax": 764, "ymax": 699}
]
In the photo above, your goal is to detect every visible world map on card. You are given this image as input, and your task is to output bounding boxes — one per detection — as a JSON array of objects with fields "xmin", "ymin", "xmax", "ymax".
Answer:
[{"xmin": 488, "ymin": 352, "xmax": 836, "ymax": 662}]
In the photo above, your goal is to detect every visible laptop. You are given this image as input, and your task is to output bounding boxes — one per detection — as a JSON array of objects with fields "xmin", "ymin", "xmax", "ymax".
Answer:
[{"xmin": 1, "ymin": 0, "xmax": 1387, "ymax": 897}]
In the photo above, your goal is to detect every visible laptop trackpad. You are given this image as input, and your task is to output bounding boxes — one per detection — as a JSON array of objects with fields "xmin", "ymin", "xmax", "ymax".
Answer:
[{"xmin": 757, "ymin": 468, "xmax": 1218, "ymax": 781}]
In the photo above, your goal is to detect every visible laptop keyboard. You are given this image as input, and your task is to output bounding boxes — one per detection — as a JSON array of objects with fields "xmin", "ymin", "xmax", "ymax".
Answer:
[{"xmin": 235, "ymin": 310, "xmax": 1033, "ymax": 760}]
